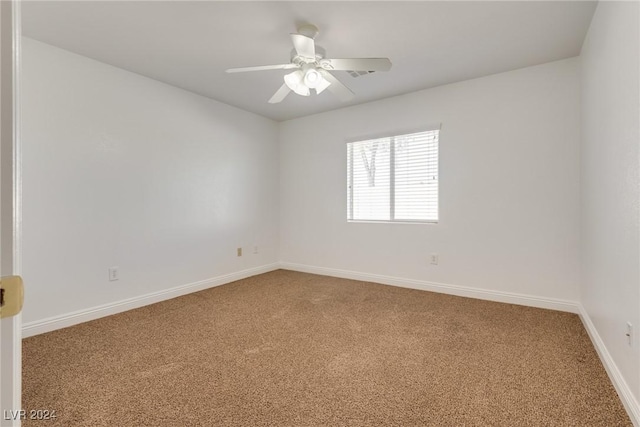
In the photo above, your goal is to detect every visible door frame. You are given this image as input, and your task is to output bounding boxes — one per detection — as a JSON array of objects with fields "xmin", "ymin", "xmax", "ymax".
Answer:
[{"xmin": 1, "ymin": 1, "xmax": 22, "ymax": 426}]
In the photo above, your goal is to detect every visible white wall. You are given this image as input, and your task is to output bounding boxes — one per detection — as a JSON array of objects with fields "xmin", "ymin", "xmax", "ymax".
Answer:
[
  {"xmin": 279, "ymin": 58, "xmax": 581, "ymax": 302},
  {"xmin": 580, "ymin": 1, "xmax": 640, "ymax": 405},
  {"xmin": 21, "ymin": 38, "xmax": 279, "ymax": 324}
]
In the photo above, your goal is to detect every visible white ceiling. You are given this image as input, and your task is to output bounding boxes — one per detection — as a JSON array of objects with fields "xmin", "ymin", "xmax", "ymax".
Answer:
[{"xmin": 22, "ymin": 1, "xmax": 597, "ymax": 122}]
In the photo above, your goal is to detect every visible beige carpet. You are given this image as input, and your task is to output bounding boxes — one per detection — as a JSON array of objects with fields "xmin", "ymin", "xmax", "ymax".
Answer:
[{"xmin": 23, "ymin": 270, "xmax": 630, "ymax": 426}]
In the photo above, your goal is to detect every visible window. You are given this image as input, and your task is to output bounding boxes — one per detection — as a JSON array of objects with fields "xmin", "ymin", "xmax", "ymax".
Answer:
[{"xmin": 347, "ymin": 129, "xmax": 439, "ymax": 223}]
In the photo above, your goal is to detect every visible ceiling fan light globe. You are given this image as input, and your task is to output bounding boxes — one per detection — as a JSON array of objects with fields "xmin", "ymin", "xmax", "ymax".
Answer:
[
  {"xmin": 303, "ymin": 69, "xmax": 321, "ymax": 88},
  {"xmin": 294, "ymin": 86, "xmax": 310, "ymax": 96},
  {"xmin": 315, "ymin": 76, "xmax": 331, "ymax": 94},
  {"xmin": 284, "ymin": 70, "xmax": 303, "ymax": 91},
  {"xmin": 284, "ymin": 70, "xmax": 311, "ymax": 96}
]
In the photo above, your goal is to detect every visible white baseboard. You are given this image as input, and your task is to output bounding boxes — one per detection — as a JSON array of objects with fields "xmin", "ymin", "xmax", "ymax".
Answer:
[
  {"xmin": 22, "ymin": 263, "xmax": 280, "ymax": 338},
  {"xmin": 279, "ymin": 262, "xmax": 580, "ymax": 313},
  {"xmin": 578, "ymin": 306, "xmax": 640, "ymax": 426}
]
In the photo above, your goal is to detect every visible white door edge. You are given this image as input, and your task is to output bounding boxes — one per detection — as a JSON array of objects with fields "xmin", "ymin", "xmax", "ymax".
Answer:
[{"xmin": 1, "ymin": 1, "xmax": 22, "ymax": 426}]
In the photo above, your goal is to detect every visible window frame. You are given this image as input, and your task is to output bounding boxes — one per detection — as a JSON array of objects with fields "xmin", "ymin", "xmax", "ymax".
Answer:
[{"xmin": 346, "ymin": 126, "xmax": 440, "ymax": 225}]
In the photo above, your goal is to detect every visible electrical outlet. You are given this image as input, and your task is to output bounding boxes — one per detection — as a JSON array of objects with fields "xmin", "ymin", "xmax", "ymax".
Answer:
[
  {"xmin": 430, "ymin": 254, "xmax": 439, "ymax": 265},
  {"xmin": 626, "ymin": 322, "xmax": 633, "ymax": 346},
  {"xmin": 237, "ymin": 247, "xmax": 242, "ymax": 257},
  {"xmin": 253, "ymin": 245, "xmax": 258, "ymax": 254},
  {"xmin": 108, "ymin": 267, "xmax": 119, "ymax": 281}
]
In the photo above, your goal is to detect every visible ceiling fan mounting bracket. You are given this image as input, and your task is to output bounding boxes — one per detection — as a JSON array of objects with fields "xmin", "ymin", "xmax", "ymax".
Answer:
[{"xmin": 297, "ymin": 24, "xmax": 319, "ymax": 39}]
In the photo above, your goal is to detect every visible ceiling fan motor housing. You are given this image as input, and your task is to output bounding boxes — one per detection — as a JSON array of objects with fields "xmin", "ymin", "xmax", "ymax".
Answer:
[{"xmin": 290, "ymin": 45, "xmax": 326, "ymax": 64}]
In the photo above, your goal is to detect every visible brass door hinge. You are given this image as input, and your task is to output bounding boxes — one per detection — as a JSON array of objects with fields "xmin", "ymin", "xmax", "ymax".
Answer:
[{"xmin": 0, "ymin": 276, "xmax": 23, "ymax": 318}]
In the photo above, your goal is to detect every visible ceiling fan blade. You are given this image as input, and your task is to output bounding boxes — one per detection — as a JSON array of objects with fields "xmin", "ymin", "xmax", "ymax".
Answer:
[
  {"xmin": 319, "ymin": 70, "xmax": 354, "ymax": 102},
  {"xmin": 226, "ymin": 63, "xmax": 298, "ymax": 73},
  {"xmin": 290, "ymin": 34, "xmax": 316, "ymax": 59},
  {"xmin": 268, "ymin": 83, "xmax": 291, "ymax": 104},
  {"xmin": 320, "ymin": 58, "xmax": 392, "ymax": 72}
]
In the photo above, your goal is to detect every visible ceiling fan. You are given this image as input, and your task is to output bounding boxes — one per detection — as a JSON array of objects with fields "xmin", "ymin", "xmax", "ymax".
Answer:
[{"xmin": 226, "ymin": 24, "xmax": 392, "ymax": 104}]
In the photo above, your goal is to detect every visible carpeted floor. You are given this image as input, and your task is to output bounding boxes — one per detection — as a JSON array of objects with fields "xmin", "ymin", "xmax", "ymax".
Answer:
[{"xmin": 23, "ymin": 270, "xmax": 630, "ymax": 426}]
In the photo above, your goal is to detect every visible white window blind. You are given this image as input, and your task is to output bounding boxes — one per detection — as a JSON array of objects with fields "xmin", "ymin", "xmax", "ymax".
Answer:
[{"xmin": 347, "ymin": 129, "xmax": 439, "ymax": 223}]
